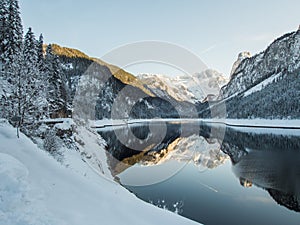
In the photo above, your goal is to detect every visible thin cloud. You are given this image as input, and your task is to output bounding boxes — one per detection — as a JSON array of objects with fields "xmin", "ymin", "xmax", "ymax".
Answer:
[{"xmin": 200, "ymin": 44, "xmax": 217, "ymax": 55}]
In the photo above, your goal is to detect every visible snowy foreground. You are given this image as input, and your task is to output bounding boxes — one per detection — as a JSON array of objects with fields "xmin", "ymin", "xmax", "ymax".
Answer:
[{"xmin": 0, "ymin": 121, "xmax": 199, "ymax": 225}]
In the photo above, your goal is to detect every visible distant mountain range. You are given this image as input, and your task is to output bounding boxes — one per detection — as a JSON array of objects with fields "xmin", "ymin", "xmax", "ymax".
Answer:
[
  {"xmin": 52, "ymin": 27, "xmax": 300, "ymax": 120},
  {"xmin": 138, "ymin": 70, "xmax": 227, "ymax": 103}
]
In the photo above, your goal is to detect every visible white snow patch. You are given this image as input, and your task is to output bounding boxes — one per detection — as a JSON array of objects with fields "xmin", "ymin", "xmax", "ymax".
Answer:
[
  {"xmin": 54, "ymin": 118, "xmax": 74, "ymax": 130},
  {"xmin": 243, "ymin": 73, "xmax": 281, "ymax": 97}
]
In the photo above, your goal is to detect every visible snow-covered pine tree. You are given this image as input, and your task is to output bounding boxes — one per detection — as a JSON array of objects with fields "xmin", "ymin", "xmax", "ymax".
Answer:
[
  {"xmin": 23, "ymin": 28, "xmax": 38, "ymax": 68},
  {"xmin": 0, "ymin": 0, "xmax": 9, "ymax": 117},
  {"xmin": 0, "ymin": 0, "xmax": 23, "ymax": 122},
  {"xmin": 45, "ymin": 44, "xmax": 67, "ymax": 118},
  {"xmin": 22, "ymin": 28, "xmax": 48, "ymax": 121},
  {"xmin": 0, "ymin": 0, "xmax": 9, "ymax": 67},
  {"xmin": 35, "ymin": 33, "xmax": 49, "ymax": 118},
  {"xmin": 37, "ymin": 33, "xmax": 44, "ymax": 70},
  {"xmin": 3, "ymin": 0, "xmax": 23, "ymax": 72},
  {"xmin": 5, "ymin": 27, "xmax": 47, "ymax": 133}
]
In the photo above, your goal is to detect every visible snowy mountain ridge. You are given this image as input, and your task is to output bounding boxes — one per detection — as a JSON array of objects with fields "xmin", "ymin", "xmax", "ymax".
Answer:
[
  {"xmin": 210, "ymin": 28, "xmax": 300, "ymax": 119},
  {"xmin": 138, "ymin": 69, "xmax": 228, "ymax": 103},
  {"xmin": 221, "ymin": 30, "xmax": 300, "ymax": 99},
  {"xmin": 138, "ymin": 135, "xmax": 229, "ymax": 169}
]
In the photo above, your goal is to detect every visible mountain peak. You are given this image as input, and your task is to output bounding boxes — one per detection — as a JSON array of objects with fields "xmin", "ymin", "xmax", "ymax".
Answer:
[
  {"xmin": 230, "ymin": 51, "xmax": 251, "ymax": 78},
  {"xmin": 138, "ymin": 69, "xmax": 227, "ymax": 103}
]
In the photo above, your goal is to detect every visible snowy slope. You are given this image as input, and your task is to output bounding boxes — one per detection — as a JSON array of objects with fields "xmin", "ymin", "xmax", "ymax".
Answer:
[
  {"xmin": 0, "ymin": 120, "xmax": 199, "ymax": 225},
  {"xmin": 243, "ymin": 73, "xmax": 281, "ymax": 97}
]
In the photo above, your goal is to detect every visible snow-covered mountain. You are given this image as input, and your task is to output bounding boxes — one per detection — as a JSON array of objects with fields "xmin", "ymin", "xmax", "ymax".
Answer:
[
  {"xmin": 138, "ymin": 69, "xmax": 228, "ymax": 103},
  {"xmin": 204, "ymin": 28, "xmax": 300, "ymax": 119},
  {"xmin": 138, "ymin": 73, "xmax": 198, "ymax": 102},
  {"xmin": 139, "ymin": 135, "xmax": 229, "ymax": 169},
  {"xmin": 221, "ymin": 29, "xmax": 300, "ymax": 100}
]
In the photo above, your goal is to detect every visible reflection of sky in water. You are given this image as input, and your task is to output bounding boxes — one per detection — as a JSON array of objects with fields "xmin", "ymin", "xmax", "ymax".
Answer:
[
  {"xmin": 119, "ymin": 160, "xmax": 187, "ymax": 186},
  {"xmin": 125, "ymin": 160, "xmax": 300, "ymax": 225}
]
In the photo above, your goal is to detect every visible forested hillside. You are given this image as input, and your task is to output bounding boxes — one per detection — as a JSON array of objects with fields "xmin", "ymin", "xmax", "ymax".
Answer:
[{"xmin": 199, "ymin": 29, "xmax": 300, "ymax": 119}]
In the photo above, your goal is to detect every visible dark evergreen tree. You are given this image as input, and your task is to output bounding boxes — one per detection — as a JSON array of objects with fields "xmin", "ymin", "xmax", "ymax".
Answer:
[
  {"xmin": 4, "ymin": 27, "xmax": 48, "ymax": 133},
  {"xmin": 0, "ymin": 0, "xmax": 9, "ymax": 66},
  {"xmin": 36, "ymin": 33, "xmax": 49, "ymax": 117},
  {"xmin": 37, "ymin": 33, "xmax": 44, "ymax": 70},
  {"xmin": 0, "ymin": 1, "xmax": 24, "ymax": 123},
  {"xmin": 45, "ymin": 44, "xmax": 67, "ymax": 118},
  {"xmin": 23, "ymin": 28, "xmax": 48, "ymax": 120},
  {"xmin": 3, "ymin": 0, "xmax": 23, "ymax": 69},
  {"xmin": 23, "ymin": 27, "xmax": 38, "ymax": 69}
]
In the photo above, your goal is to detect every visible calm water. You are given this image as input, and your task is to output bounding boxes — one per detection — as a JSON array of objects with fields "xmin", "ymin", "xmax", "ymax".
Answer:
[{"xmin": 98, "ymin": 121, "xmax": 300, "ymax": 225}]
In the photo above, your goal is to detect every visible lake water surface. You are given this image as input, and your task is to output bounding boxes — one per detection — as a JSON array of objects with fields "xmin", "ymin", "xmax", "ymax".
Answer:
[{"xmin": 98, "ymin": 121, "xmax": 300, "ymax": 225}]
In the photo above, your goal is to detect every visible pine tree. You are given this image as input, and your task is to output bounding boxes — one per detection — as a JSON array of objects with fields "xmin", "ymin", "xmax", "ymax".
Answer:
[
  {"xmin": 22, "ymin": 27, "xmax": 39, "ymax": 97},
  {"xmin": 23, "ymin": 28, "xmax": 48, "ymax": 121},
  {"xmin": 45, "ymin": 44, "xmax": 67, "ymax": 118},
  {"xmin": 36, "ymin": 33, "xmax": 49, "ymax": 118},
  {"xmin": 3, "ymin": 0, "xmax": 23, "ymax": 68},
  {"xmin": 10, "ymin": 28, "xmax": 38, "ymax": 126},
  {"xmin": 0, "ymin": 0, "xmax": 9, "ymax": 66},
  {"xmin": 37, "ymin": 33, "xmax": 44, "ymax": 69},
  {"xmin": 23, "ymin": 27, "xmax": 38, "ymax": 70},
  {"xmin": 5, "ymin": 27, "xmax": 48, "ymax": 133},
  {"xmin": 0, "ymin": 0, "xmax": 23, "ymax": 123}
]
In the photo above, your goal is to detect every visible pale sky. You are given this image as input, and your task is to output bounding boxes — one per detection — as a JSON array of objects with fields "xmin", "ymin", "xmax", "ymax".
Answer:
[{"xmin": 19, "ymin": 0, "xmax": 300, "ymax": 77}]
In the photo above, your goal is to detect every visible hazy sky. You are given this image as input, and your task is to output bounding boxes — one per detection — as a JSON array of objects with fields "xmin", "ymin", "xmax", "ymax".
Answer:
[{"xmin": 19, "ymin": 0, "xmax": 300, "ymax": 77}]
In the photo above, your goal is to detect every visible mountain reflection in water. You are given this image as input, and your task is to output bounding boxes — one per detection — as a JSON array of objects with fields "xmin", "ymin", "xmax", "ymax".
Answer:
[{"xmin": 97, "ymin": 121, "xmax": 300, "ymax": 225}]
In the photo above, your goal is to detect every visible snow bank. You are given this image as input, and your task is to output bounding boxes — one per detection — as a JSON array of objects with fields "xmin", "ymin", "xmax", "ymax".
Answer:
[
  {"xmin": 92, "ymin": 118, "xmax": 300, "ymax": 129},
  {"xmin": 213, "ymin": 118, "xmax": 300, "ymax": 129},
  {"xmin": 0, "ymin": 120, "xmax": 199, "ymax": 225}
]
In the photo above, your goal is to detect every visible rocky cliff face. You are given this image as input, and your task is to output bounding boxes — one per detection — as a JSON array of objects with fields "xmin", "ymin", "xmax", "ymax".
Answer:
[
  {"xmin": 230, "ymin": 51, "xmax": 251, "ymax": 78},
  {"xmin": 213, "ymin": 29, "xmax": 300, "ymax": 119},
  {"xmin": 221, "ymin": 30, "xmax": 300, "ymax": 99}
]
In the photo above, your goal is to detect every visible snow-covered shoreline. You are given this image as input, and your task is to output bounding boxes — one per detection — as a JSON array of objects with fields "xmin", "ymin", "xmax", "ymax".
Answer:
[
  {"xmin": 91, "ymin": 118, "xmax": 300, "ymax": 129},
  {"xmin": 0, "ymin": 120, "xmax": 199, "ymax": 225},
  {"xmin": 205, "ymin": 118, "xmax": 300, "ymax": 129}
]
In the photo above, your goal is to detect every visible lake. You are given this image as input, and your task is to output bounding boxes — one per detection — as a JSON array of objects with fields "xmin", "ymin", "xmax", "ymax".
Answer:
[{"xmin": 97, "ymin": 120, "xmax": 300, "ymax": 225}]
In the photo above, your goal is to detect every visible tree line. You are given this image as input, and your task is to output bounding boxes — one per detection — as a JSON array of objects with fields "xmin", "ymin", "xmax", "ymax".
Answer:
[{"xmin": 0, "ymin": 0, "xmax": 68, "ymax": 133}]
